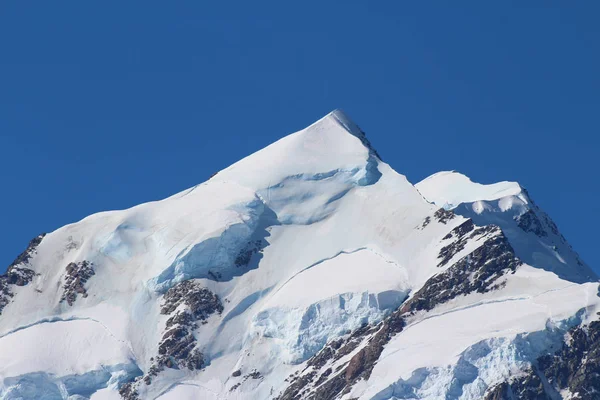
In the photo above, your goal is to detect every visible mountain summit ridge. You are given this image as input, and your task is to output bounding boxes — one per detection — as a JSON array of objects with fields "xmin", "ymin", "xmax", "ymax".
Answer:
[{"xmin": 0, "ymin": 111, "xmax": 598, "ymax": 400}]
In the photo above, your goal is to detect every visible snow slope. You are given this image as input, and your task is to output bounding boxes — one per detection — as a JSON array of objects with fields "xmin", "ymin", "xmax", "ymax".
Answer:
[{"xmin": 0, "ymin": 110, "xmax": 597, "ymax": 400}]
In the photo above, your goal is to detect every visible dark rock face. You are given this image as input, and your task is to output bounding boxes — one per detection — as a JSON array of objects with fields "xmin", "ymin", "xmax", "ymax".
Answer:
[
  {"xmin": 7, "ymin": 234, "xmax": 45, "ymax": 271},
  {"xmin": 421, "ymin": 216, "xmax": 431, "ymax": 229},
  {"xmin": 156, "ymin": 281, "xmax": 222, "ymax": 371},
  {"xmin": 434, "ymin": 208, "xmax": 455, "ymax": 224},
  {"xmin": 276, "ymin": 315, "xmax": 405, "ymax": 400},
  {"xmin": 156, "ymin": 326, "xmax": 204, "ymax": 370},
  {"xmin": 0, "ymin": 234, "xmax": 44, "ymax": 315},
  {"xmin": 405, "ymin": 226, "xmax": 521, "ymax": 313},
  {"xmin": 235, "ymin": 239, "xmax": 264, "ymax": 268},
  {"xmin": 60, "ymin": 261, "xmax": 95, "ymax": 306},
  {"xmin": 538, "ymin": 320, "xmax": 600, "ymax": 399},
  {"xmin": 118, "ymin": 382, "xmax": 139, "ymax": 400},
  {"xmin": 125, "ymin": 280, "xmax": 223, "ymax": 397},
  {"xmin": 161, "ymin": 280, "xmax": 223, "ymax": 321},
  {"xmin": 484, "ymin": 320, "xmax": 600, "ymax": 400},
  {"xmin": 484, "ymin": 371, "xmax": 549, "ymax": 400},
  {"xmin": 516, "ymin": 210, "xmax": 547, "ymax": 237},
  {"xmin": 438, "ymin": 219, "xmax": 477, "ymax": 267}
]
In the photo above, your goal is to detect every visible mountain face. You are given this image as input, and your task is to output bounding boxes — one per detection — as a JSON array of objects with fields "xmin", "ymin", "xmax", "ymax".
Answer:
[{"xmin": 0, "ymin": 110, "xmax": 598, "ymax": 400}]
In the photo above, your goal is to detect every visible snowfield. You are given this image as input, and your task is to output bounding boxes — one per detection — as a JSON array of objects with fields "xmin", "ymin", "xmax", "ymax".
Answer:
[{"xmin": 0, "ymin": 110, "xmax": 597, "ymax": 400}]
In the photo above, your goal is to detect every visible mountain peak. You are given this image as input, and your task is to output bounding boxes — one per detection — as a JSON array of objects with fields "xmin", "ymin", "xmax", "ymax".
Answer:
[
  {"xmin": 416, "ymin": 170, "xmax": 523, "ymax": 209},
  {"xmin": 213, "ymin": 110, "xmax": 381, "ymax": 189},
  {"xmin": 325, "ymin": 109, "xmax": 365, "ymax": 138},
  {"xmin": 1, "ymin": 112, "xmax": 598, "ymax": 399}
]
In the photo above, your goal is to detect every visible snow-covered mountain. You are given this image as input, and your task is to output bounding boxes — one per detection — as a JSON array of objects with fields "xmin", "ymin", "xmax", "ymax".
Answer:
[{"xmin": 1, "ymin": 110, "xmax": 598, "ymax": 400}]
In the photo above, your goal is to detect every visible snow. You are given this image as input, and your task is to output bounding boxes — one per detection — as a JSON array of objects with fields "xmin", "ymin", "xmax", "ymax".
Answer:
[
  {"xmin": 416, "ymin": 171, "xmax": 523, "ymax": 209},
  {"xmin": 246, "ymin": 245, "xmax": 410, "ymax": 364},
  {"xmin": 416, "ymin": 170, "xmax": 597, "ymax": 284},
  {"xmin": 0, "ymin": 319, "xmax": 140, "ymax": 399},
  {"xmin": 348, "ymin": 264, "xmax": 600, "ymax": 400},
  {"xmin": 155, "ymin": 383, "xmax": 219, "ymax": 400},
  {"xmin": 0, "ymin": 319, "xmax": 134, "ymax": 377},
  {"xmin": 263, "ymin": 248, "xmax": 408, "ymax": 309},
  {"xmin": 0, "ymin": 110, "xmax": 596, "ymax": 399}
]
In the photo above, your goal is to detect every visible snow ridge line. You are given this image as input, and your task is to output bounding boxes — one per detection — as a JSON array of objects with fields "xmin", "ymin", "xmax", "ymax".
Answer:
[{"xmin": 268, "ymin": 246, "xmax": 401, "ymax": 302}]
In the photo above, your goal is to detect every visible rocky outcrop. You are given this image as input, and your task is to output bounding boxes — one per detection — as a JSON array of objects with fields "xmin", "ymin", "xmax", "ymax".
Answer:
[
  {"xmin": 0, "ymin": 234, "xmax": 44, "ymax": 315},
  {"xmin": 421, "ymin": 216, "xmax": 431, "ymax": 229},
  {"xmin": 118, "ymin": 382, "xmax": 139, "ymax": 400},
  {"xmin": 60, "ymin": 261, "xmax": 95, "ymax": 306},
  {"xmin": 483, "ymin": 320, "xmax": 600, "ymax": 400},
  {"xmin": 7, "ymin": 234, "xmax": 45, "ymax": 270},
  {"xmin": 156, "ymin": 281, "xmax": 222, "ymax": 371},
  {"xmin": 438, "ymin": 219, "xmax": 477, "ymax": 267},
  {"xmin": 161, "ymin": 280, "xmax": 223, "ymax": 323},
  {"xmin": 538, "ymin": 319, "xmax": 600, "ymax": 399},
  {"xmin": 516, "ymin": 209, "xmax": 547, "ymax": 237},
  {"xmin": 434, "ymin": 208, "xmax": 455, "ymax": 224},
  {"xmin": 484, "ymin": 370, "xmax": 548, "ymax": 400},
  {"xmin": 235, "ymin": 239, "xmax": 264, "ymax": 268},
  {"xmin": 406, "ymin": 226, "xmax": 521, "ymax": 313},
  {"xmin": 275, "ymin": 314, "xmax": 405, "ymax": 400},
  {"xmin": 229, "ymin": 369, "xmax": 263, "ymax": 392},
  {"xmin": 122, "ymin": 280, "xmax": 223, "ymax": 398}
]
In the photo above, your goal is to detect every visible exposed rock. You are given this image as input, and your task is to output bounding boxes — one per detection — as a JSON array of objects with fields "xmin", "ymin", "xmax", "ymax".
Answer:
[
  {"xmin": 421, "ymin": 216, "xmax": 431, "ymax": 229},
  {"xmin": 483, "ymin": 320, "xmax": 600, "ymax": 400},
  {"xmin": 3, "ymin": 266, "xmax": 36, "ymax": 287},
  {"xmin": 60, "ymin": 261, "xmax": 95, "ymax": 306},
  {"xmin": 438, "ymin": 219, "xmax": 477, "ymax": 267},
  {"xmin": 235, "ymin": 239, "xmax": 264, "ymax": 268},
  {"xmin": 156, "ymin": 326, "xmax": 204, "ymax": 370},
  {"xmin": 538, "ymin": 320, "xmax": 600, "ymax": 399},
  {"xmin": 228, "ymin": 370, "xmax": 263, "ymax": 393},
  {"xmin": 434, "ymin": 208, "xmax": 455, "ymax": 224},
  {"xmin": 516, "ymin": 210, "xmax": 547, "ymax": 237},
  {"xmin": 276, "ymin": 313, "xmax": 405, "ymax": 400},
  {"xmin": 407, "ymin": 227, "xmax": 521, "ymax": 313},
  {"xmin": 124, "ymin": 280, "xmax": 223, "ymax": 398},
  {"xmin": 156, "ymin": 281, "xmax": 222, "ymax": 371},
  {"xmin": 0, "ymin": 234, "xmax": 44, "ymax": 315},
  {"xmin": 542, "ymin": 213, "xmax": 560, "ymax": 236},
  {"xmin": 161, "ymin": 279, "xmax": 223, "ymax": 320},
  {"xmin": 118, "ymin": 380, "xmax": 140, "ymax": 400},
  {"xmin": 484, "ymin": 371, "xmax": 549, "ymax": 400},
  {"xmin": 315, "ymin": 368, "xmax": 332, "ymax": 386},
  {"xmin": 248, "ymin": 370, "xmax": 262, "ymax": 379},
  {"xmin": 275, "ymin": 371, "xmax": 316, "ymax": 399},
  {"xmin": 7, "ymin": 234, "xmax": 45, "ymax": 271},
  {"xmin": 232, "ymin": 369, "xmax": 242, "ymax": 377}
]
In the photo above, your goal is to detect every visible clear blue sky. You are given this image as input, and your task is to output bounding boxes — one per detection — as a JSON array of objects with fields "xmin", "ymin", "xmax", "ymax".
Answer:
[{"xmin": 1, "ymin": 2, "xmax": 599, "ymax": 273}]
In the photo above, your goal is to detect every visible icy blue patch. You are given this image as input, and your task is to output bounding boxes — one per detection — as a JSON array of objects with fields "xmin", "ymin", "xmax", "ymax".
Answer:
[
  {"xmin": 257, "ymin": 165, "xmax": 379, "ymax": 226},
  {"xmin": 96, "ymin": 222, "xmax": 144, "ymax": 263},
  {"xmin": 370, "ymin": 309, "xmax": 586, "ymax": 400},
  {"xmin": 0, "ymin": 363, "xmax": 142, "ymax": 400},
  {"xmin": 357, "ymin": 155, "xmax": 382, "ymax": 186},
  {"xmin": 253, "ymin": 290, "xmax": 406, "ymax": 364},
  {"xmin": 221, "ymin": 287, "xmax": 273, "ymax": 325},
  {"xmin": 150, "ymin": 199, "xmax": 279, "ymax": 293}
]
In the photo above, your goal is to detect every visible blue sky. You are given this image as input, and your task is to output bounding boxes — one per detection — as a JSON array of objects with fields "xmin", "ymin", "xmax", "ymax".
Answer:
[{"xmin": 1, "ymin": 2, "xmax": 599, "ymax": 273}]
